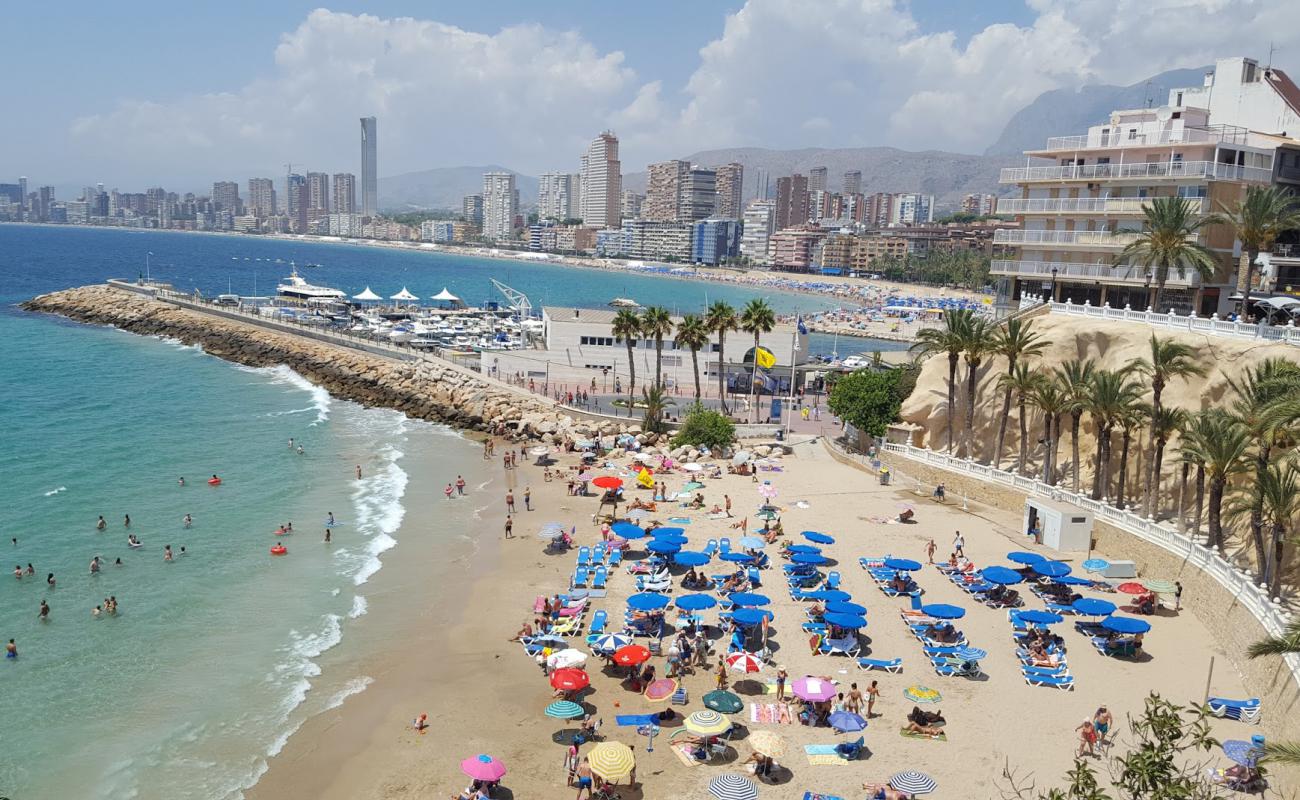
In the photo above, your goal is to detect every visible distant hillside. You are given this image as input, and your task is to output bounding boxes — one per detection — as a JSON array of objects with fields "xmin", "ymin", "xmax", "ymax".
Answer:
[
  {"xmin": 625, "ymin": 146, "xmax": 1015, "ymax": 211},
  {"xmin": 985, "ymin": 67, "xmax": 1210, "ymax": 156},
  {"xmin": 378, "ymin": 165, "xmax": 537, "ymax": 211}
]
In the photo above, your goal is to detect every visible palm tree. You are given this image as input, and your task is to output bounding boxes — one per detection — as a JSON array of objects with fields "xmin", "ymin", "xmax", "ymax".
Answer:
[
  {"xmin": 1205, "ymin": 185, "xmax": 1300, "ymax": 317},
  {"xmin": 1114, "ymin": 196, "xmax": 1221, "ymax": 313},
  {"xmin": 1227, "ymin": 358, "xmax": 1300, "ymax": 576},
  {"xmin": 990, "ymin": 319, "xmax": 1046, "ymax": 468},
  {"xmin": 1085, "ymin": 369, "xmax": 1143, "ymax": 500},
  {"xmin": 640, "ymin": 306, "xmax": 674, "ymax": 389},
  {"xmin": 1148, "ymin": 405, "xmax": 1187, "ymax": 513},
  {"xmin": 1247, "ymin": 619, "xmax": 1300, "ymax": 766},
  {"xmin": 1028, "ymin": 379, "xmax": 1067, "ymax": 484},
  {"xmin": 996, "ymin": 363, "xmax": 1044, "ymax": 476},
  {"xmin": 959, "ymin": 315, "xmax": 995, "ymax": 460},
  {"xmin": 674, "ymin": 314, "xmax": 710, "ymax": 402},
  {"xmin": 1113, "ymin": 403, "xmax": 1147, "ymax": 510},
  {"xmin": 911, "ymin": 308, "xmax": 974, "ymax": 453},
  {"xmin": 640, "ymin": 384, "xmax": 675, "ymax": 434},
  {"xmin": 1228, "ymin": 458, "xmax": 1300, "ymax": 597},
  {"xmin": 1129, "ymin": 335, "xmax": 1205, "ymax": 518},
  {"xmin": 739, "ymin": 298, "xmax": 776, "ymax": 422},
  {"xmin": 705, "ymin": 301, "xmax": 738, "ymax": 414},
  {"xmin": 1054, "ymin": 359, "xmax": 1096, "ymax": 493},
  {"xmin": 611, "ymin": 308, "xmax": 642, "ymax": 414},
  {"xmin": 1177, "ymin": 410, "xmax": 1249, "ymax": 552}
]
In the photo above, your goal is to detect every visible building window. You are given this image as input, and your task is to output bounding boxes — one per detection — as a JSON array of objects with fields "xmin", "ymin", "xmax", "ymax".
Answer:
[{"xmin": 1128, "ymin": 129, "xmax": 1138, "ymax": 140}]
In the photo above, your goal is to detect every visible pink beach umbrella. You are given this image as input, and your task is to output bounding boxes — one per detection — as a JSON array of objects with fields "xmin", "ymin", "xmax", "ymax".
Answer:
[
  {"xmin": 791, "ymin": 676, "xmax": 837, "ymax": 702},
  {"xmin": 758, "ymin": 482, "xmax": 778, "ymax": 499},
  {"xmin": 461, "ymin": 753, "xmax": 507, "ymax": 782}
]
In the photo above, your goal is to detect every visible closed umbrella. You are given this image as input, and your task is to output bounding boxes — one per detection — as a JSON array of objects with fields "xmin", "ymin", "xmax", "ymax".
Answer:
[
  {"xmin": 890, "ymin": 771, "xmax": 937, "ymax": 795},
  {"xmin": 828, "ymin": 710, "xmax": 867, "ymax": 732},
  {"xmin": 675, "ymin": 593, "xmax": 717, "ymax": 611},
  {"xmin": 460, "ymin": 754, "xmax": 507, "ymax": 782},
  {"xmin": 673, "ymin": 551, "xmax": 710, "ymax": 567},
  {"xmin": 709, "ymin": 774, "xmax": 758, "ymax": 800},
  {"xmin": 802, "ymin": 531, "xmax": 835, "ymax": 544},
  {"xmin": 544, "ymin": 700, "xmax": 586, "ymax": 719},
  {"xmin": 725, "ymin": 651, "xmax": 763, "ymax": 673},
  {"xmin": 884, "ymin": 558, "xmax": 922, "ymax": 571},
  {"xmin": 588, "ymin": 742, "xmax": 635, "ymax": 782},
  {"xmin": 613, "ymin": 644, "xmax": 651, "ymax": 666},
  {"xmin": 627, "ymin": 593, "xmax": 669, "ymax": 611},
  {"xmin": 1006, "ymin": 551, "xmax": 1046, "ymax": 565},
  {"xmin": 1033, "ymin": 560, "xmax": 1072, "ymax": 578},
  {"xmin": 792, "ymin": 676, "xmax": 837, "ymax": 701},
  {"xmin": 1101, "ymin": 615, "xmax": 1151, "ymax": 634},
  {"xmin": 729, "ymin": 592, "xmax": 771, "ymax": 607},
  {"xmin": 549, "ymin": 668, "xmax": 590, "ymax": 692},
  {"xmin": 685, "ymin": 709, "xmax": 733, "ymax": 736},
  {"xmin": 826, "ymin": 601, "xmax": 867, "ymax": 615},
  {"xmin": 981, "ymin": 566, "xmax": 1024, "ymax": 585},
  {"xmin": 748, "ymin": 730, "xmax": 787, "ymax": 758},
  {"xmin": 920, "ymin": 604, "xmax": 965, "ymax": 620},
  {"xmin": 703, "ymin": 690, "xmax": 744, "ymax": 713},
  {"xmin": 1072, "ymin": 598, "xmax": 1117, "ymax": 616},
  {"xmin": 823, "ymin": 612, "xmax": 867, "ymax": 628}
]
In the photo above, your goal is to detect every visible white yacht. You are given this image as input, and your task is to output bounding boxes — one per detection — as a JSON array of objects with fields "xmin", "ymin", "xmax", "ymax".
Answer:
[
  {"xmin": 276, "ymin": 267, "xmax": 346, "ymax": 302},
  {"xmin": 609, "ymin": 297, "xmax": 640, "ymax": 308}
]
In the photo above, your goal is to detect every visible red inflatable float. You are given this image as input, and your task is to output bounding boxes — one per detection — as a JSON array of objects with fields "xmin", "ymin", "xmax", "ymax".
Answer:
[
  {"xmin": 208, "ymin": 475, "xmax": 222, "ymax": 486},
  {"xmin": 270, "ymin": 544, "xmax": 287, "ymax": 556}
]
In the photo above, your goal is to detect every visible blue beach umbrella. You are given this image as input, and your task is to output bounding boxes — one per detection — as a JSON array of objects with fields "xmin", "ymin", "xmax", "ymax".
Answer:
[
  {"xmin": 729, "ymin": 592, "xmax": 771, "ymax": 607},
  {"xmin": 828, "ymin": 710, "xmax": 867, "ymax": 732},
  {"xmin": 1082, "ymin": 558, "xmax": 1110, "ymax": 573},
  {"xmin": 1033, "ymin": 560, "xmax": 1072, "ymax": 578},
  {"xmin": 884, "ymin": 558, "xmax": 922, "ymax": 571},
  {"xmin": 627, "ymin": 593, "xmax": 670, "ymax": 611},
  {"xmin": 591, "ymin": 633, "xmax": 632, "ymax": 652},
  {"xmin": 731, "ymin": 608, "xmax": 775, "ymax": 625},
  {"xmin": 1101, "ymin": 615, "xmax": 1151, "ymax": 634},
  {"xmin": 646, "ymin": 540, "xmax": 681, "ymax": 554},
  {"xmin": 791, "ymin": 553, "xmax": 826, "ymax": 565},
  {"xmin": 738, "ymin": 536, "xmax": 767, "ymax": 550},
  {"xmin": 981, "ymin": 566, "xmax": 1024, "ymax": 585},
  {"xmin": 719, "ymin": 552, "xmax": 755, "ymax": 563},
  {"xmin": 802, "ymin": 531, "xmax": 835, "ymax": 544},
  {"xmin": 652, "ymin": 527, "xmax": 685, "ymax": 537},
  {"xmin": 1072, "ymin": 598, "xmax": 1117, "ymax": 616},
  {"xmin": 802, "ymin": 590, "xmax": 851, "ymax": 602},
  {"xmin": 1223, "ymin": 740, "xmax": 1264, "ymax": 767},
  {"xmin": 953, "ymin": 646, "xmax": 988, "ymax": 661},
  {"xmin": 612, "ymin": 522, "xmax": 645, "ymax": 539},
  {"xmin": 921, "ymin": 604, "xmax": 965, "ymax": 620},
  {"xmin": 1015, "ymin": 610, "xmax": 1064, "ymax": 625},
  {"xmin": 786, "ymin": 545, "xmax": 821, "ymax": 555},
  {"xmin": 673, "ymin": 550, "xmax": 710, "ymax": 567},
  {"xmin": 826, "ymin": 601, "xmax": 867, "ymax": 615},
  {"xmin": 1053, "ymin": 575, "xmax": 1092, "ymax": 586},
  {"xmin": 823, "ymin": 612, "xmax": 867, "ymax": 629},
  {"xmin": 653, "ymin": 534, "xmax": 689, "ymax": 546},
  {"xmin": 676, "ymin": 593, "xmax": 718, "ymax": 611},
  {"xmin": 1006, "ymin": 551, "xmax": 1046, "ymax": 565}
]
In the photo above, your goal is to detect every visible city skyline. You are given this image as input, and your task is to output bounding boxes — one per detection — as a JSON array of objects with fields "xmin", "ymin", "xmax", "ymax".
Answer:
[{"xmin": 5, "ymin": 2, "xmax": 1299, "ymax": 188}]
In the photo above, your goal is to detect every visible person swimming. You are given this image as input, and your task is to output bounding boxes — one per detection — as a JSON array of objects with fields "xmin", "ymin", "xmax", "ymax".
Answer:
[
  {"xmin": 296, "ymin": 445, "xmax": 304, "ymax": 455},
  {"xmin": 114, "ymin": 558, "xmax": 122, "ymax": 567},
  {"xmin": 324, "ymin": 529, "xmax": 331, "ymax": 543},
  {"xmin": 128, "ymin": 534, "xmax": 141, "ymax": 547},
  {"xmin": 96, "ymin": 516, "xmax": 107, "ymax": 531},
  {"xmin": 327, "ymin": 512, "xmax": 335, "ymax": 526},
  {"xmin": 89, "ymin": 556, "xmax": 101, "ymax": 574},
  {"xmin": 47, "ymin": 573, "xmax": 55, "ymax": 588},
  {"xmin": 164, "ymin": 545, "xmax": 173, "ymax": 562},
  {"xmin": 124, "ymin": 514, "xmax": 131, "ymax": 528},
  {"xmin": 178, "ymin": 476, "xmax": 186, "ymax": 486},
  {"xmin": 183, "ymin": 514, "xmax": 192, "ymax": 528}
]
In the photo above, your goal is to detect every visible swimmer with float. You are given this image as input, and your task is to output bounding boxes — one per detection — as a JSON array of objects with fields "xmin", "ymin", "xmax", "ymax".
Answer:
[{"xmin": 208, "ymin": 474, "xmax": 221, "ymax": 485}]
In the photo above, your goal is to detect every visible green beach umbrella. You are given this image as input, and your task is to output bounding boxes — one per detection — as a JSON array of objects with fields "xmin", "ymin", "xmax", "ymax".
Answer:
[
  {"xmin": 754, "ymin": 509, "xmax": 779, "ymax": 520},
  {"xmin": 1142, "ymin": 579, "xmax": 1176, "ymax": 594},
  {"xmin": 703, "ymin": 690, "xmax": 744, "ymax": 714}
]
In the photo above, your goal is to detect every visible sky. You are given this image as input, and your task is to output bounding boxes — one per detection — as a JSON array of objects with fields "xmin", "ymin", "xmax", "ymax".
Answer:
[{"xmin": 2, "ymin": 0, "xmax": 1297, "ymax": 192}]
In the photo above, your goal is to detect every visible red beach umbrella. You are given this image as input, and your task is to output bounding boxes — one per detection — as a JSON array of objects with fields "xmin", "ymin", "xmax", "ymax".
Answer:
[
  {"xmin": 613, "ymin": 644, "xmax": 651, "ymax": 667},
  {"xmin": 549, "ymin": 668, "xmax": 590, "ymax": 692},
  {"xmin": 593, "ymin": 476, "xmax": 623, "ymax": 489},
  {"xmin": 1116, "ymin": 582, "xmax": 1147, "ymax": 595}
]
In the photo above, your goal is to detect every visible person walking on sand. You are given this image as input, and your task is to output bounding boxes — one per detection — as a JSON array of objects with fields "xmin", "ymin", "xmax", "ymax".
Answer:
[
  {"xmin": 444, "ymin": 483, "xmax": 454, "ymax": 500},
  {"xmin": 724, "ymin": 494, "xmax": 732, "ymax": 518},
  {"xmin": 953, "ymin": 530, "xmax": 964, "ymax": 558},
  {"xmin": 504, "ymin": 516, "xmax": 514, "ymax": 539},
  {"xmin": 573, "ymin": 757, "xmax": 594, "ymax": 800},
  {"xmin": 866, "ymin": 680, "xmax": 880, "ymax": 718},
  {"xmin": 1174, "ymin": 581, "xmax": 1183, "ymax": 611},
  {"xmin": 506, "ymin": 491, "xmax": 516, "ymax": 513},
  {"xmin": 846, "ymin": 682, "xmax": 863, "ymax": 714},
  {"xmin": 775, "ymin": 665, "xmax": 788, "ymax": 701},
  {"xmin": 925, "ymin": 538, "xmax": 937, "ymax": 564},
  {"xmin": 524, "ymin": 487, "xmax": 532, "ymax": 511},
  {"xmin": 456, "ymin": 475, "xmax": 466, "ymax": 496},
  {"xmin": 1076, "ymin": 718, "xmax": 1097, "ymax": 757}
]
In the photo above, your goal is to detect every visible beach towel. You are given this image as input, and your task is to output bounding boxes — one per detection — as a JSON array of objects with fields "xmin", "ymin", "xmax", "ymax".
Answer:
[
  {"xmin": 803, "ymin": 794, "xmax": 845, "ymax": 800},
  {"xmin": 672, "ymin": 743, "xmax": 702, "ymax": 767},
  {"xmin": 803, "ymin": 745, "xmax": 846, "ymax": 766},
  {"xmin": 900, "ymin": 728, "xmax": 947, "ymax": 741},
  {"xmin": 749, "ymin": 703, "xmax": 793, "ymax": 724}
]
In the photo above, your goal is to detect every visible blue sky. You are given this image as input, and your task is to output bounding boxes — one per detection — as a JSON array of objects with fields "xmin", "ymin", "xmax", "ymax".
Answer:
[{"xmin": 1, "ymin": 1, "xmax": 1291, "ymax": 190}]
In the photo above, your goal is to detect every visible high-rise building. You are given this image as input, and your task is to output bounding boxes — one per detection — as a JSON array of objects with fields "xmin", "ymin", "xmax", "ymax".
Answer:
[
  {"xmin": 360, "ymin": 116, "xmax": 377, "ymax": 218},
  {"xmin": 537, "ymin": 172, "xmax": 573, "ymax": 220},
  {"xmin": 681, "ymin": 167, "xmax": 717, "ymax": 222},
  {"xmin": 753, "ymin": 168, "xmax": 770, "ymax": 200},
  {"xmin": 774, "ymin": 174, "xmax": 809, "ymax": 230},
  {"xmin": 307, "ymin": 172, "xmax": 330, "ymax": 220},
  {"xmin": 463, "ymin": 194, "xmax": 484, "ymax": 227},
  {"xmin": 740, "ymin": 200, "xmax": 776, "ymax": 264},
  {"xmin": 808, "ymin": 167, "xmax": 828, "ymax": 192},
  {"xmin": 692, "ymin": 219, "xmax": 741, "ymax": 265},
  {"xmin": 285, "ymin": 173, "xmax": 308, "ymax": 233},
  {"xmin": 248, "ymin": 178, "xmax": 276, "ymax": 218},
  {"xmin": 18, "ymin": 177, "xmax": 27, "ymax": 212},
  {"xmin": 715, "ymin": 163, "xmax": 744, "ymax": 219},
  {"xmin": 332, "ymin": 173, "xmax": 357, "ymax": 214},
  {"xmin": 843, "ymin": 171, "xmax": 862, "ymax": 195},
  {"xmin": 212, "ymin": 181, "xmax": 240, "ymax": 215},
  {"xmin": 644, "ymin": 160, "xmax": 689, "ymax": 221},
  {"xmin": 579, "ymin": 131, "xmax": 621, "ymax": 229},
  {"xmin": 620, "ymin": 190, "xmax": 643, "ymax": 220},
  {"xmin": 482, "ymin": 172, "xmax": 518, "ymax": 240},
  {"xmin": 890, "ymin": 194, "xmax": 934, "ymax": 226}
]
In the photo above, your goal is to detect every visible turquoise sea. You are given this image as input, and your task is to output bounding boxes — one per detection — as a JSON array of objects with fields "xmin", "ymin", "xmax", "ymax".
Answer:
[{"xmin": 0, "ymin": 224, "xmax": 897, "ymax": 798}]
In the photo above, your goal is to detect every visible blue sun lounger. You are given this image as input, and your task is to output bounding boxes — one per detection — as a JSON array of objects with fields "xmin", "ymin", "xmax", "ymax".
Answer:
[
  {"xmin": 590, "ymin": 566, "xmax": 608, "ymax": 590},
  {"xmin": 571, "ymin": 568, "xmax": 590, "ymax": 588},
  {"xmin": 1022, "ymin": 669, "xmax": 1074, "ymax": 690},
  {"xmin": 588, "ymin": 609, "xmax": 608, "ymax": 636},
  {"xmin": 577, "ymin": 547, "xmax": 591, "ymax": 568},
  {"xmin": 1207, "ymin": 697, "xmax": 1262, "ymax": 723},
  {"xmin": 856, "ymin": 657, "xmax": 903, "ymax": 673}
]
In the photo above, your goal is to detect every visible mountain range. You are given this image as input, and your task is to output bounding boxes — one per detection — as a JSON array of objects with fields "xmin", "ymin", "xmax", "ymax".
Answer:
[{"xmin": 378, "ymin": 65, "xmax": 1214, "ymax": 213}]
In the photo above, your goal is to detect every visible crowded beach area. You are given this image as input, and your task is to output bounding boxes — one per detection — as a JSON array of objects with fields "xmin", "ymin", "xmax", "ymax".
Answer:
[{"xmin": 251, "ymin": 423, "xmax": 1269, "ymax": 800}]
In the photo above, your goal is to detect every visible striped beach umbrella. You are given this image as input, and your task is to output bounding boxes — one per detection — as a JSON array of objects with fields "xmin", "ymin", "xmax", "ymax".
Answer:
[
  {"xmin": 588, "ymin": 741, "xmax": 635, "ymax": 782},
  {"xmin": 1142, "ymin": 578, "xmax": 1176, "ymax": 594},
  {"xmin": 903, "ymin": 685, "xmax": 942, "ymax": 704},
  {"xmin": 544, "ymin": 700, "xmax": 585, "ymax": 719},
  {"xmin": 590, "ymin": 633, "xmax": 632, "ymax": 653},
  {"xmin": 709, "ymin": 774, "xmax": 759, "ymax": 800},
  {"xmin": 748, "ymin": 730, "xmax": 787, "ymax": 758},
  {"xmin": 725, "ymin": 651, "xmax": 763, "ymax": 673},
  {"xmin": 890, "ymin": 771, "xmax": 937, "ymax": 795},
  {"xmin": 685, "ymin": 709, "xmax": 733, "ymax": 735}
]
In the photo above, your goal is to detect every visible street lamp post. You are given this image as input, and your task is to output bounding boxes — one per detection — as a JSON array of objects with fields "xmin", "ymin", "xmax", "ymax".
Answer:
[{"xmin": 1050, "ymin": 266, "xmax": 1059, "ymax": 302}]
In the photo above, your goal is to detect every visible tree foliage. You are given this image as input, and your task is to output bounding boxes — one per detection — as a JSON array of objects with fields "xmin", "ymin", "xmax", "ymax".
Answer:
[
  {"xmin": 828, "ymin": 368, "xmax": 908, "ymax": 438},
  {"xmin": 873, "ymin": 251, "xmax": 992, "ymax": 289},
  {"xmin": 671, "ymin": 403, "xmax": 736, "ymax": 451}
]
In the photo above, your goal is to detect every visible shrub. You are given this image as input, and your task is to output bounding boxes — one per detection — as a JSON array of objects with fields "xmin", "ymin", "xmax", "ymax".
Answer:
[{"xmin": 672, "ymin": 403, "xmax": 736, "ymax": 451}]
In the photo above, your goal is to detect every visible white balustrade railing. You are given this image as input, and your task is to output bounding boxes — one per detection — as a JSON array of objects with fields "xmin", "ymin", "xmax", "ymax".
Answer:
[
  {"xmin": 1000, "ymin": 160, "xmax": 1273, "ymax": 185},
  {"xmin": 995, "ymin": 197, "xmax": 1208, "ymax": 216},
  {"xmin": 1041, "ymin": 126, "xmax": 1249, "ymax": 152},
  {"xmin": 993, "ymin": 229, "xmax": 1150, "ymax": 247},
  {"xmin": 1014, "ymin": 294, "xmax": 1300, "ymax": 347},
  {"xmin": 879, "ymin": 442, "xmax": 1300, "ymax": 689}
]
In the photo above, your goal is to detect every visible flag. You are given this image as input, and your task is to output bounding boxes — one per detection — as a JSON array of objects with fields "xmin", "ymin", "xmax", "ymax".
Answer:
[
  {"xmin": 796, "ymin": 315, "xmax": 808, "ymax": 335},
  {"xmin": 754, "ymin": 346, "xmax": 776, "ymax": 370}
]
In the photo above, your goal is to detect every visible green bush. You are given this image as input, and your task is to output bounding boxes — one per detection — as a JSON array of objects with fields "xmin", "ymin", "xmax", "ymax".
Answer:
[
  {"xmin": 827, "ymin": 368, "xmax": 906, "ymax": 438},
  {"xmin": 672, "ymin": 403, "xmax": 736, "ymax": 451}
]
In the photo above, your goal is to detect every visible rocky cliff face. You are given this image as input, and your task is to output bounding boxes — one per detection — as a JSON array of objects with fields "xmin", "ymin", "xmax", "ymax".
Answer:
[{"xmin": 21, "ymin": 285, "xmax": 629, "ymax": 444}]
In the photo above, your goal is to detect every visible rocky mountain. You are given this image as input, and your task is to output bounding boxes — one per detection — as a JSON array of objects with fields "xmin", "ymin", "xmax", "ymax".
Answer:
[
  {"xmin": 984, "ymin": 67, "xmax": 1210, "ymax": 156},
  {"xmin": 378, "ymin": 165, "xmax": 537, "ymax": 212}
]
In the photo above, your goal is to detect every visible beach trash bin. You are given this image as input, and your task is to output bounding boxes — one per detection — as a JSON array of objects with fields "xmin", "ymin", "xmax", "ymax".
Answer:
[{"xmin": 775, "ymin": 429, "xmax": 785, "ymax": 441}]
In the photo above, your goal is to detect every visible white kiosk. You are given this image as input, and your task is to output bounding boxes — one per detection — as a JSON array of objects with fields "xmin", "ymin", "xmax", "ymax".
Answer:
[{"xmin": 1022, "ymin": 497, "xmax": 1093, "ymax": 554}]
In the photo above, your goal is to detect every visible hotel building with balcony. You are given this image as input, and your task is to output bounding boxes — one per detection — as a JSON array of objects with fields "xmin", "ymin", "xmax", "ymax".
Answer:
[{"xmin": 994, "ymin": 57, "xmax": 1300, "ymax": 316}]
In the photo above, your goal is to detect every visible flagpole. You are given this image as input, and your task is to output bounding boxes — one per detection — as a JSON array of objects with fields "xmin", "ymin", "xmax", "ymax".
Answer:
[{"xmin": 785, "ymin": 314, "xmax": 799, "ymax": 437}]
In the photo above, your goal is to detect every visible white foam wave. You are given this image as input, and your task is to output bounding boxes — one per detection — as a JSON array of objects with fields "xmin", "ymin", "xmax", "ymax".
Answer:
[
  {"xmin": 347, "ymin": 595, "xmax": 368, "ymax": 619},
  {"xmin": 349, "ymin": 441, "xmax": 408, "ymax": 586},
  {"xmin": 324, "ymin": 676, "xmax": 374, "ymax": 711},
  {"xmin": 43, "ymin": 486, "xmax": 67, "ymax": 496},
  {"xmin": 475, "ymin": 479, "xmax": 492, "ymax": 491},
  {"xmin": 233, "ymin": 363, "xmax": 331, "ymax": 425}
]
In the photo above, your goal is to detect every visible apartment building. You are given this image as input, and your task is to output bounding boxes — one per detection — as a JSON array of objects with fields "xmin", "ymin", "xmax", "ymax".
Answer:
[
  {"xmin": 580, "ymin": 131, "xmax": 621, "ymax": 229},
  {"xmin": 715, "ymin": 163, "xmax": 744, "ymax": 219},
  {"xmin": 739, "ymin": 200, "xmax": 776, "ymax": 264},
  {"xmin": 994, "ymin": 56, "xmax": 1294, "ymax": 315},
  {"xmin": 768, "ymin": 226, "xmax": 828, "ymax": 272}
]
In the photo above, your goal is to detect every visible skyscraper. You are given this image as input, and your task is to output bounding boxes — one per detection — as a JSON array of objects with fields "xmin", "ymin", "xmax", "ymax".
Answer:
[
  {"xmin": 212, "ymin": 181, "xmax": 240, "ymax": 214},
  {"xmin": 774, "ymin": 174, "xmax": 808, "ymax": 230},
  {"xmin": 307, "ymin": 172, "xmax": 330, "ymax": 220},
  {"xmin": 332, "ymin": 173, "xmax": 356, "ymax": 214},
  {"xmin": 463, "ymin": 194, "xmax": 484, "ymax": 227},
  {"xmin": 537, "ymin": 172, "xmax": 573, "ymax": 220},
  {"xmin": 18, "ymin": 176, "xmax": 27, "ymax": 212},
  {"xmin": 808, "ymin": 167, "xmax": 828, "ymax": 192},
  {"xmin": 714, "ymin": 163, "xmax": 744, "ymax": 219},
  {"xmin": 681, "ymin": 167, "xmax": 717, "ymax": 222},
  {"xmin": 286, "ymin": 173, "xmax": 308, "ymax": 233},
  {"xmin": 248, "ymin": 178, "xmax": 276, "ymax": 218},
  {"xmin": 740, "ymin": 200, "xmax": 776, "ymax": 265},
  {"xmin": 644, "ymin": 160, "xmax": 688, "ymax": 221},
  {"xmin": 482, "ymin": 172, "xmax": 518, "ymax": 241},
  {"xmin": 360, "ymin": 116, "xmax": 377, "ymax": 218},
  {"xmin": 842, "ymin": 171, "xmax": 862, "ymax": 195},
  {"xmin": 579, "ymin": 131, "xmax": 621, "ymax": 229}
]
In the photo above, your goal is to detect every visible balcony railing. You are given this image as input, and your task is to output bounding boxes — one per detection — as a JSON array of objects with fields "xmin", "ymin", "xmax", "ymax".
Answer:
[
  {"xmin": 1000, "ymin": 160, "xmax": 1273, "ymax": 185},
  {"xmin": 995, "ymin": 197, "xmax": 1208, "ymax": 215},
  {"xmin": 1039, "ymin": 125, "xmax": 1249, "ymax": 152},
  {"xmin": 990, "ymin": 259, "xmax": 1202, "ymax": 287},
  {"xmin": 993, "ymin": 229, "xmax": 1153, "ymax": 248}
]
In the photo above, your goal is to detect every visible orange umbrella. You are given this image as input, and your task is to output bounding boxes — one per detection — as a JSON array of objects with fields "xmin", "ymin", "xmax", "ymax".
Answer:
[
  {"xmin": 549, "ymin": 668, "xmax": 590, "ymax": 692},
  {"xmin": 613, "ymin": 644, "xmax": 651, "ymax": 667},
  {"xmin": 593, "ymin": 476, "xmax": 623, "ymax": 489}
]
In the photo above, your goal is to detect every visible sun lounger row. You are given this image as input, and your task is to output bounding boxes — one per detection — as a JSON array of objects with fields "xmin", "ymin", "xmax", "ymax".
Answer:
[
  {"xmin": 571, "ymin": 566, "xmax": 609, "ymax": 590},
  {"xmin": 575, "ymin": 545, "xmax": 622, "ymax": 569}
]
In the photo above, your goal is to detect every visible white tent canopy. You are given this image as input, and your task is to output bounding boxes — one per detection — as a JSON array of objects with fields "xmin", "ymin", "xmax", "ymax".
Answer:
[
  {"xmin": 1256, "ymin": 296, "xmax": 1300, "ymax": 310},
  {"xmin": 390, "ymin": 288, "xmax": 419, "ymax": 301},
  {"xmin": 430, "ymin": 287, "xmax": 460, "ymax": 302},
  {"xmin": 352, "ymin": 287, "xmax": 381, "ymax": 301}
]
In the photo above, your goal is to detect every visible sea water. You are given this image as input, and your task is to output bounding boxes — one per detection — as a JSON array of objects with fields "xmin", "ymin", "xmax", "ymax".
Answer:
[{"xmin": 0, "ymin": 223, "xmax": 895, "ymax": 797}]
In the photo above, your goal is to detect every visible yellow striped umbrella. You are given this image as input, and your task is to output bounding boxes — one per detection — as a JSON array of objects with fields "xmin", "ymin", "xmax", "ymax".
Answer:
[
  {"xmin": 588, "ymin": 742, "xmax": 636, "ymax": 782},
  {"xmin": 748, "ymin": 730, "xmax": 787, "ymax": 758},
  {"xmin": 685, "ymin": 709, "xmax": 733, "ymax": 736}
]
